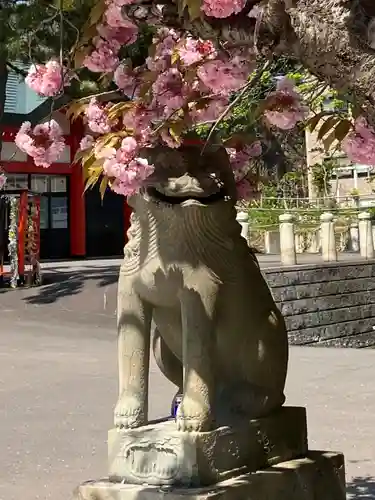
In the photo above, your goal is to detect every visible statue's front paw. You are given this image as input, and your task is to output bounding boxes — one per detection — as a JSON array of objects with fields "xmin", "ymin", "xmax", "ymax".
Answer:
[
  {"xmin": 175, "ymin": 398, "xmax": 213, "ymax": 432},
  {"xmin": 114, "ymin": 393, "xmax": 146, "ymax": 429}
]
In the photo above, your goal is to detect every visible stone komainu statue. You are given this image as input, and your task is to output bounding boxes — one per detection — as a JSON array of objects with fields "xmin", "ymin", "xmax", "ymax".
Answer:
[{"xmin": 115, "ymin": 144, "xmax": 288, "ymax": 432}]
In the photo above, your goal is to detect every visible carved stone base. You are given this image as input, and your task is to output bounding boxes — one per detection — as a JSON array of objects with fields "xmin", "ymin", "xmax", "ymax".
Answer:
[
  {"xmin": 75, "ymin": 451, "xmax": 346, "ymax": 500},
  {"xmin": 108, "ymin": 406, "xmax": 308, "ymax": 487}
]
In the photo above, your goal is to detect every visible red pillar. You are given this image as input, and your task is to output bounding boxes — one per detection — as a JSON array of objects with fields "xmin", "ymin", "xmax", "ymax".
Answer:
[
  {"xmin": 69, "ymin": 119, "xmax": 86, "ymax": 257},
  {"xmin": 17, "ymin": 190, "xmax": 28, "ymax": 277}
]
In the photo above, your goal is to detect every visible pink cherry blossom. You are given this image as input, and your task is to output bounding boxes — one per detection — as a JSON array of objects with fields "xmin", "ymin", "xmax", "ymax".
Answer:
[
  {"xmin": 197, "ymin": 57, "xmax": 250, "ymax": 95},
  {"xmin": 79, "ymin": 135, "xmax": 94, "ymax": 151},
  {"xmin": 244, "ymin": 141, "xmax": 262, "ymax": 158},
  {"xmin": 190, "ymin": 97, "xmax": 229, "ymax": 123},
  {"xmin": 0, "ymin": 172, "xmax": 7, "ymax": 190},
  {"xmin": 146, "ymin": 29, "xmax": 180, "ymax": 73},
  {"xmin": 122, "ymin": 104, "xmax": 154, "ymax": 135},
  {"xmin": 177, "ymin": 38, "xmax": 216, "ymax": 66},
  {"xmin": 236, "ymin": 177, "xmax": 259, "ymax": 201},
  {"xmin": 152, "ymin": 69, "xmax": 187, "ymax": 116},
  {"xmin": 83, "ymin": 38, "xmax": 119, "ymax": 73},
  {"xmin": 97, "ymin": 22, "xmax": 138, "ymax": 48},
  {"xmin": 102, "ymin": 136, "xmax": 140, "ymax": 175},
  {"xmin": 113, "ymin": 64, "xmax": 139, "ymax": 97},
  {"xmin": 85, "ymin": 98, "xmax": 112, "ymax": 134},
  {"xmin": 264, "ymin": 77, "xmax": 308, "ymax": 130},
  {"xmin": 25, "ymin": 60, "xmax": 69, "ymax": 97},
  {"xmin": 201, "ymin": 0, "xmax": 246, "ymax": 18},
  {"xmin": 120, "ymin": 136, "xmax": 138, "ymax": 157},
  {"xmin": 105, "ymin": 3, "xmax": 132, "ymax": 29},
  {"xmin": 103, "ymin": 143, "xmax": 154, "ymax": 195},
  {"xmin": 15, "ymin": 120, "xmax": 65, "ymax": 168},
  {"xmin": 227, "ymin": 141, "xmax": 262, "ymax": 181},
  {"xmin": 341, "ymin": 117, "xmax": 375, "ymax": 165}
]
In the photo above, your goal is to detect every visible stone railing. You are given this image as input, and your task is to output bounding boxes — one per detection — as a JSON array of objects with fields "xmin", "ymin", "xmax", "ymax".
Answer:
[{"xmin": 236, "ymin": 210, "xmax": 375, "ymax": 263}]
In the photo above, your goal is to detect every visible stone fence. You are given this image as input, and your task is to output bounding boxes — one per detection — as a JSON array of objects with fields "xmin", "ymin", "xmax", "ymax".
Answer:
[
  {"xmin": 237, "ymin": 210, "xmax": 375, "ymax": 265},
  {"xmin": 262, "ymin": 261, "xmax": 375, "ymax": 348}
]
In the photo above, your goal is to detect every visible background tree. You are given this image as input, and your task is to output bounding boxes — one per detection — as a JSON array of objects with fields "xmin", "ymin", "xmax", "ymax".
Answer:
[{"xmin": 0, "ymin": 0, "xmax": 97, "ymax": 156}]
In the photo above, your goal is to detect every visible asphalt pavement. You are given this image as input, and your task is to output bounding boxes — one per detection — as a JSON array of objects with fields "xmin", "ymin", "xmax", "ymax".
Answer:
[{"xmin": 0, "ymin": 258, "xmax": 375, "ymax": 499}]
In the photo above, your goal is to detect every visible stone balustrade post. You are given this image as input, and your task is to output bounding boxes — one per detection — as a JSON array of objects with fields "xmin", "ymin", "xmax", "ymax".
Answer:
[
  {"xmin": 236, "ymin": 211, "xmax": 249, "ymax": 241},
  {"xmin": 320, "ymin": 212, "xmax": 337, "ymax": 262},
  {"xmin": 358, "ymin": 211, "xmax": 374, "ymax": 259},
  {"xmin": 279, "ymin": 213, "xmax": 296, "ymax": 265},
  {"xmin": 349, "ymin": 222, "xmax": 360, "ymax": 252}
]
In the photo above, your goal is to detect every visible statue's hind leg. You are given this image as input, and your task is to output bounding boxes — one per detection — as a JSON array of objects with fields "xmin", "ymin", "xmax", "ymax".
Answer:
[{"xmin": 152, "ymin": 327, "xmax": 183, "ymax": 390}]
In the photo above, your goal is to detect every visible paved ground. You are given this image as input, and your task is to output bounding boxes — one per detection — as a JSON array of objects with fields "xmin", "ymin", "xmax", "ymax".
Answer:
[{"xmin": 1, "ymin": 259, "xmax": 375, "ymax": 499}]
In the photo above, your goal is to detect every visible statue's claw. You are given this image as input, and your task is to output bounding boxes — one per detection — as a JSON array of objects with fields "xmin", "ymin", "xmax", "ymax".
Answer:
[
  {"xmin": 114, "ymin": 393, "xmax": 146, "ymax": 429},
  {"xmin": 175, "ymin": 398, "xmax": 213, "ymax": 432}
]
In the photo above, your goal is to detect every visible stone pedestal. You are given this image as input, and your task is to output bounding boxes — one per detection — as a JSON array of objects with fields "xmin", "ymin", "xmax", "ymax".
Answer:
[
  {"xmin": 75, "ymin": 451, "xmax": 346, "ymax": 500},
  {"xmin": 108, "ymin": 407, "xmax": 307, "ymax": 487}
]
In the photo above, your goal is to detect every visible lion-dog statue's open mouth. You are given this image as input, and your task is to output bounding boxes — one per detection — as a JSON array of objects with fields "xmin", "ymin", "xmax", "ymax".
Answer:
[{"xmin": 140, "ymin": 144, "xmax": 236, "ymax": 207}]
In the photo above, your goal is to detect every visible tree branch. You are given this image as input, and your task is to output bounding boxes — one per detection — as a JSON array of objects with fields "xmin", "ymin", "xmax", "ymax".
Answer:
[
  {"xmin": 127, "ymin": 0, "xmax": 375, "ymax": 119},
  {"xmin": 5, "ymin": 61, "xmax": 27, "ymax": 77}
]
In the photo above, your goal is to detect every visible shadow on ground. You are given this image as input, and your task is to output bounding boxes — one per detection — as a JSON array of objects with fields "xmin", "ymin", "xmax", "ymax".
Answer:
[
  {"xmin": 0, "ymin": 266, "xmax": 119, "ymax": 304},
  {"xmin": 347, "ymin": 475, "xmax": 375, "ymax": 499}
]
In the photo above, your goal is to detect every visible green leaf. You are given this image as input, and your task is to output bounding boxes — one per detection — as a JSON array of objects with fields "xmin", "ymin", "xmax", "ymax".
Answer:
[
  {"xmin": 169, "ymin": 121, "xmax": 185, "ymax": 141},
  {"xmin": 186, "ymin": 0, "xmax": 202, "ymax": 20},
  {"xmin": 57, "ymin": 0, "xmax": 75, "ymax": 11},
  {"xmin": 322, "ymin": 131, "xmax": 337, "ymax": 151},
  {"xmin": 84, "ymin": 167, "xmax": 102, "ymax": 191},
  {"xmin": 99, "ymin": 176, "xmax": 109, "ymax": 200},
  {"xmin": 88, "ymin": 0, "xmax": 106, "ymax": 26},
  {"xmin": 66, "ymin": 100, "xmax": 87, "ymax": 121},
  {"xmin": 82, "ymin": 155, "xmax": 98, "ymax": 179},
  {"xmin": 334, "ymin": 119, "xmax": 352, "ymax": 142},
  {"xmin": 107, "ymin": 101, "xmax": 133, "ymax": 120},
  {"xmin": 84, "ymin": 174, "xmax": 100, "ymax": 192},
  {"xmin": 306, "ymin": 112, "xmax": 325, "ymax": 132},
  {"xmin": 73, "ymin": 148, "xmax": 87, "ymax": 163},
  {"xmin": 171, "ymin": 50, "xmax": 180, "ymax": 65},
  {"xmin": 317, "ymin": 116, "xmax": 340, "ymax": 140}
]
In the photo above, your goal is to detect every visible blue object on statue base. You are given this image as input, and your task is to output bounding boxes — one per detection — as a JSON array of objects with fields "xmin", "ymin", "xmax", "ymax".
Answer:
[{"xmin": 171, "ymin": 393, "xmax": 183, "ymax": 418}]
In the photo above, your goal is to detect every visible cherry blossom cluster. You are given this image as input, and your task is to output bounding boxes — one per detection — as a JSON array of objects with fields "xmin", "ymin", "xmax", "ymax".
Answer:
[
  {"xmin": 341, "ymin": 117, "xmax": 375, "ymax": 166},
  {"xmin": 74, "ymin": 26, "xmax": 258, "ymax": 195},
  {"xmin": 83, "ymin": 0, "xmax": 138, "ymax": 73},
  {"xmin": 264, "ymin": 77, "xmax": 308, "ymax": 130},
  {"xmin": 227, "ymin": 141, "xmax": 262, "ymax": 200},
  {"xmin": 15, "ymin": 120, "xmax": 65, "ymax": 168},
  {"xmin": 25, "ymin": 60, "xmax": 71, "ymax": 97},
  {"xmin": 98, "ymin": 137, "xmax": 154, "ymax": 195},
  {"xmin": 201, "ymin": 0, "xmax": 247, "ymax": 18},
  {"xmin": 18, "ymin": 0, "xmax": 310, "ymax": 199}
]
